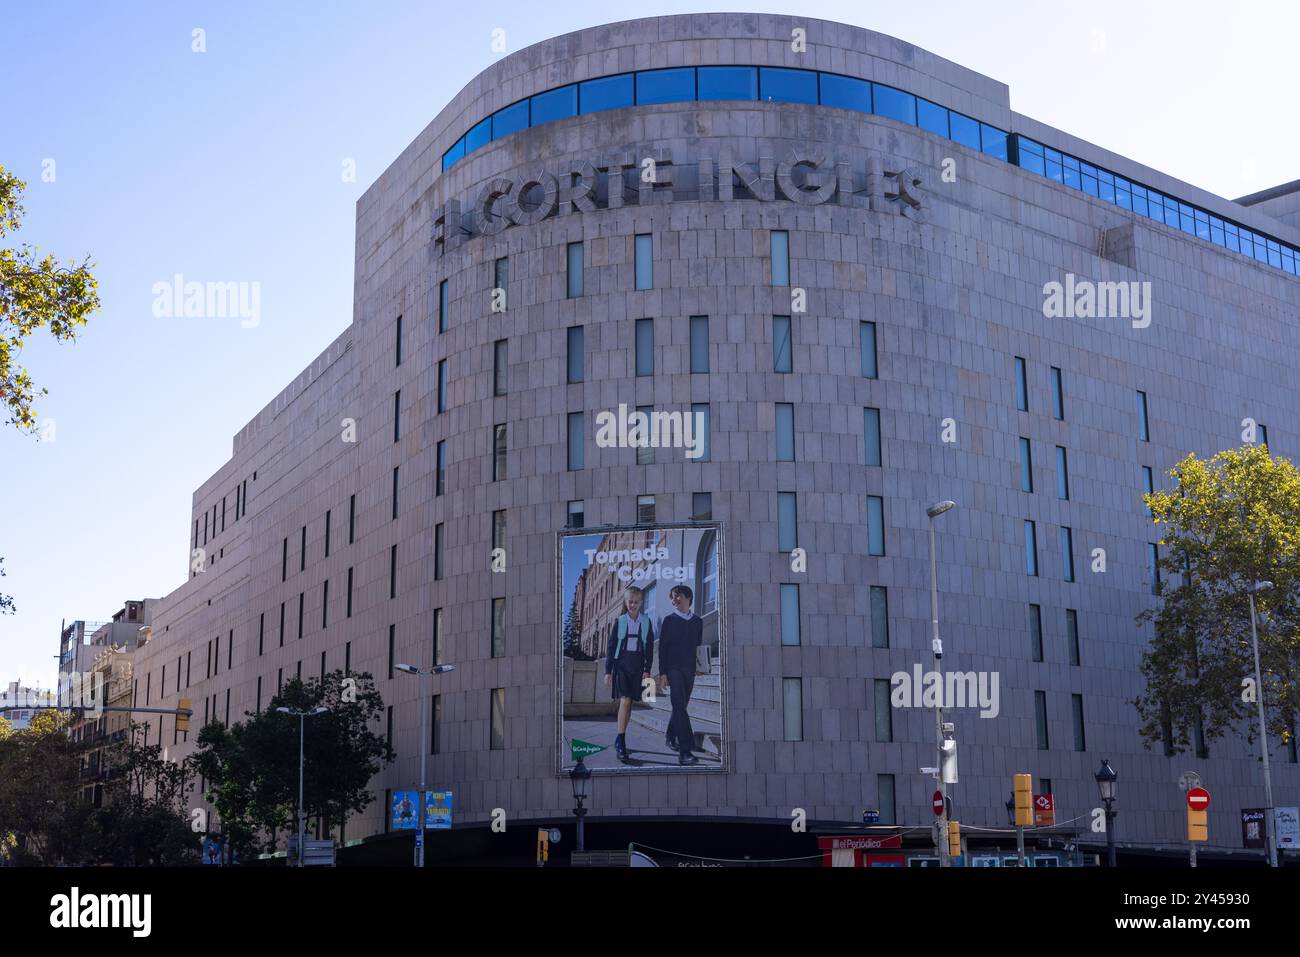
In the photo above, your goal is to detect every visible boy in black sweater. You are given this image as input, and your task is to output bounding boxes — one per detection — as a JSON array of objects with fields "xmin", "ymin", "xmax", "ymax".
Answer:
[{"xmin": 657, "ymin": 584, "xmax": 704, "ymax": 765}]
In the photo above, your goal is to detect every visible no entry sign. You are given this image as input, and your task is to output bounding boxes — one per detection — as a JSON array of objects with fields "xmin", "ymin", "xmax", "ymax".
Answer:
[
  {"xmin": 932, "ymin": 791, "xmax": 945, "ymax": 816},
  {"xmin": 1187, "ymin": 787, "xmax": 1210, "ymax": 811}
]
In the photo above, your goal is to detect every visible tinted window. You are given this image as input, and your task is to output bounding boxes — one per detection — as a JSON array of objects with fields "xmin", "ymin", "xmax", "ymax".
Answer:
[
  {"xmin": 917, "ymin": 99, "xmax": 948, "ymax": 137},
  {"xmin": 635, "ymin": 67, "xmax": 695, "ymax": 104},
  {"xmin": 580, "ymin": 73, "xmax": 633, "ymax": 114},
  {"xmin": 980, "ymin": 124, "xmax": 1008, "ymax": 160},
  {"xmin": 949, "ymin": 112, "xmax": 979, "ymax": 149},
  {"xmin": 818, "ymin": 73, "xmax": 870, "ymax": 112},
  {"xmin": 872, "ymin": 84, "xmax": 915, "ymax": 125},
  {"xmin": 760, "ymin": 67, "xmax": 816, "ymax": 104},
  {"xmin": 492, "ymin": 100, "xmax": 529, "ymax": 139},
  {"xmin": 530, "ymin": 84, "xmax": 577, "ymax": 125},
  {"xmin": 698, "ymin": 66, "xmax": 757, "ymax": 101},
  {"xmin": 464, "ymin": 117, "xmax": 491, "ymax": 153},
  {"xmin": 441, "ymin": 137, "xmax": 465, "ymax": 171}
]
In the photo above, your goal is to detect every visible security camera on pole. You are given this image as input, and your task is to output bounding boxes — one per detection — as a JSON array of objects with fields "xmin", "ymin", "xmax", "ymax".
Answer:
[{"xmin": 926, "ymin": 500, "xmax": 956, "ymax": 866}]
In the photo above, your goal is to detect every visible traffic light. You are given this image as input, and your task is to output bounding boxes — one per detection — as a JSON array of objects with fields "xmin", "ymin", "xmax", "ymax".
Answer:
[
  {"xmin": 1187, "ymin": 808, "xmax": 1208, "ymax": 842},
  {"xmin": 1014, "ymin": 773, "xmax": 1033, "ymax": 827},
  {"xmin": 176, "ymin": 699, "xmax": 192, "ymax": 733},
  {"xmin": 536, "ymin": 827, "xmax": 550, "ymax": 866},
  {"xmin": 947, "ymin": 820, "xmax": 961, "ymax": 856}
]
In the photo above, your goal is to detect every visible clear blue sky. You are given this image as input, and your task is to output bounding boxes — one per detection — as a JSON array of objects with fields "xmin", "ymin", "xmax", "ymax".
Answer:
[{"xmin": 2, "ymin": 0, "xmax": 1295, "ymax": 691}]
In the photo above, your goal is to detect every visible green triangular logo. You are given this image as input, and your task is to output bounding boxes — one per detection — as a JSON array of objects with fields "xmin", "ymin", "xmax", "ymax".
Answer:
[{"xmin": 571, "ymin": 739, "xmax": 606, "ymax": 760}]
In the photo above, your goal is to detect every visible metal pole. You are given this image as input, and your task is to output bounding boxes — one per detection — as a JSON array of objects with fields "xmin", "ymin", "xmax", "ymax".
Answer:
[
  {"xmin": 297, "ymin": 714, "xmax": 305, "ymax": 868},
  {"xmin": 930, "ymin": 518, "xmax": 948, "ymax": 867},
  {"xmin": 1248, "ymin": 591, "xmax": 1278, "ymax": 868},
  {"xmin": 1190, "ymin": 840, "xmax": 1197, "ymax": 868},
  {"xmin": 576, "ymin": 799, "xmax": 586, "ymax": 851},
  {"xmin": 1016, "ymin": 824, "xmax": 1025, "ymax": 866},
  {"xmin": 1105, "ymin": 800, "xmax": 1116, "ymax": 868},
  {"xmin": 417, "ymin": 670, "xmax": 428, "ymax": 868}
]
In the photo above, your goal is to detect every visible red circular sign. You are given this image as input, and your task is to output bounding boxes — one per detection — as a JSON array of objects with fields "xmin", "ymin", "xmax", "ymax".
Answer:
[
  {"xmin": 932, "ymin": 791, "xmax": 945, "ymax": 816},
  {"xmin": 1187, "ymin": 787, "xmax": 1210, "ymax": 810}
]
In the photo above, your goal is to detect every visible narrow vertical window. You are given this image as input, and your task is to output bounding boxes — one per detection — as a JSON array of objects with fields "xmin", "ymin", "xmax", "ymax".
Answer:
[
  {"xmin": 878, "ymin": 775, "xmax": 896, "ymax": 825},
  {"xmin": 775, "ymin": 403, "xmax": 795, "ymax": 461},
  {"xmin": 322, "ymin": 580, "xmax": 329, "ymax": 629},
  {"xmin": 567, "ymin": 412, "xmax": 584, "ymax": 471},
  {"xmin": 300, "ymin": 525, "xmax": 307, "ymax": 571},
  {"xmin": 634, "ymin": 403, "xmax": 655, "ymax": 462},
  {"xmin": 324, "ymin": 509, "xmax": 331, "ymax": 558},
  {"xmin": 870, "ymin": 586, "xmax": 889, "ymax": 648},
  {"xmin": 346, "ymin": 567, "xmax": 353, "ymax": 618},
  {"xmin": 772, "ymin": 315, "xmax": 792, "ymax": 373},
  {"xmin": 389, "ymin": 543, "xmax": 398, "ymax": 599},
  {"xmin": 691, "ymin": 493, "xmax": 712, "ymax": 521},
  {"xmin": 492, "ymin": 510, "xmax": 505, "ymax": 552},
  {"xmin": 1137, "ymin": 390, "xmax": 1150, "ymax": 441},
  {"xmin": 634, "ymin": 233, "xmax": 653, "ymax": 290},
  {"xmin": 437, "ymin": 360, "xmax": 447, "ymax": 413},
  {"xmin": 393, "ymin": 389, "xmax": 401, "ymax": 442},
  {"xmin": 434, "ymin": 523, "xmax": 444, "ymax": 580},
  {"xmin": 1066, "ymin": 608, "xmax": 1080, "ymax": 665},
  {"xmin": 691, "ymin": 403, "xmax": 710, "ymax": 462},
  {"xmin": 860, "ymin": 321, "xmax": 877, "ymax": 378},
  {"xmin": 431, "ymin": 608, "xmax": 443, "ymax": 667},
  {"xmin": 771, "ymin": 230, "xmax": 790, "ymax": 286},
  {"xmin": 256, "ymin": 676, "xmax": 262, "ymax": 713},
  {"xmin": 1028, "ymin": 603, "xmax": 1043, "ymax": 662},
  {"xmin": 1148, "ymin": 542, "xmax": 1160, "ymax": 594},
  {"xmin": 491, "ymin": 598, "xmax": 506, "ymax": 658},
  {"xmin": 1142, "ymin": 465, "xmax": 1155, "ymax": 516},
  {"xmin": 867, "ymin": 496, "xmax": 885, "ymax": 556},
  {"xmin": 1060, "ymin": 526, "xmax": 1075, "ymax": 581},
  {"xmin": 864, "ymin": 407, "xmax": 881, "ymax": 467},
  {"xmin": 874, "ymin": 679, "xmax": 893, "ymax": 742},
  {"xmin": 777, "ymin": 492, "xmax": 798, "ymax": 551},
  {"xmin": 635, "ymin": 318, "xmax": 654, "ymax": 375},
  {"xmin": 567, "ymin": 500, "xmax": 585, "ymax": 528},
  {"xmin": 1035, "ymin": 690, "xmax": 1049, "ymax": 750},
  {"xmin": 490, "ymin": 688, "xmax": 506, "ymax": 750},
  {"xmin": 1025, "ymin": 520, "xmax": 1039, "ymax": 576},
  {"xmin": 438, "ymin": 280, "xmax": 449, "ymax": 333},
  {"xmin": 1050, "ymin": 366, "xmax": 1064, "ymax": 420},
  {"xmin": 567, "ymin": 326, "xmax": 584, "ymax": 383},
  {"xmin": 689, "ymin": 316, "xmax": 709, "ymax": 373},
  {"xmin": 1072, "ymin": 694, "xmax": 1087, "ymax": 751},
  {"xmin": 779, "ymin": 583, "xmax": 800, "ymax": 646},
  {"xmin": 279, "ymin": 602, "xmax": 285, "ymax": 647},
  {"xmin": 387, "ymin": 625, "xmax": 395, "ymax": 679},
  {"xmin": 566, "ymin": 242, "xmax": 584, "ymax": 298},
  {"xmin": 494, "ymin": 257, "xmax": 508, "ymax": 311},
  {"xmin": 281, "ymin": 537, "xmax": 288, "ymax": 582},
  {"xmin": 348, "ymin": 493, "xmax": 356, "ymax": 544},
  {"xmin": 1015, "ymin": 357, "xmax": 1028, "ymax": 411},
  {"xmin": 782, "ymin": 677, "xmax": 802, "ymax": 741},
  {"xmin": 258, "ymin": 613, "xmax": 264, "ymax": 657},
  {"xmin": 493, "ymin": 339, "xmax": 508, "ymax": 396},
  {"xmin": 492, "ymin": 423, "xmax": 507, "ymax": 480},
  {"xmin": 1019, "ymin": 437, "xmax": 1034, "ymax": 492},
  {"xmin": 297, "ymin": 592, "xmax": 304, "ymax": 639},
  {"xmin": 1056, "ymin": 446, "xmax": 1069, "ymax": 500},
  {"xmin": 392, "ymin": 466, "xmax": 400, "ymax": 520},
  {"xmin": 395, "ymin": 315, "xmax": 403, "ymax": 366},
  {"xmin": 436, "ymin": 440, "xmax": 446, "ymax": 496},
  {"xmin": 636, "ymin": 494, "xmax": 655, "ymax": 524}
]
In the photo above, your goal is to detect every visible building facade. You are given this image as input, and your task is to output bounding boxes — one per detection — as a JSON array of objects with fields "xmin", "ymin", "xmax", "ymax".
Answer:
[{"xmin": 130, "ymin": 13, "xmax": 1300, "ymax": 860}]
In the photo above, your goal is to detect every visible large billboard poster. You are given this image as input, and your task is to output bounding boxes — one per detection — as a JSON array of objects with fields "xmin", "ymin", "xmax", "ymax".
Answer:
[{"xmin": 559, "ymin": 524, "xmax": 724, "ymax": 773}]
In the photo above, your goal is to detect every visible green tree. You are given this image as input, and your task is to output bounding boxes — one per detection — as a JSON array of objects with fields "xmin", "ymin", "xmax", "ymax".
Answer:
[
  {"xmin": 0, "ymin": 709, "xmax": 94, "ymax": 864},
  {"xmin": 93, "ymin": 722, "xmax": 201, "ymax": 865},
  {"xmin": 1137, "ymin": 445, "xmax": 1300, "ymax": 756},
  {"xmin": 193, "ymin": 670, "xmax": 392, "ymax": 858},
  {"xmin": 0, "ymin": 166, "xmax": 99, "ymax": 431},
  {"xmin": 0, "ymin": 556, "xmax": 14, "ymax": 614}
]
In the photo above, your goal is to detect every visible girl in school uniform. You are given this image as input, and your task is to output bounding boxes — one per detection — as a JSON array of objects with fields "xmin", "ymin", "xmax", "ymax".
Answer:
[{"xmin": 603, "ymin": 585, "xmax": 655, "ymax": 761}]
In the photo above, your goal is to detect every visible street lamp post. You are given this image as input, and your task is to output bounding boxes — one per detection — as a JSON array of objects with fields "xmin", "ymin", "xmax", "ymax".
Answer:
[
  {"xmin": 926, "ymin": 500, "xmax": 956, "ymax": 867},
  {"xmin": 570, "ymin": 757, "xmax": 591, "ymax": 851},
  {"xmin": 1246, "ymin": 580, "xmax": 1278, "ymax": 867},
  {"xmin": 1095, "ymin": 759, "xmax": 1117, "ymax": 868},
  {"xmin": 395, "ymin": 663, "xmax": 456, "ymax": 868},
  {"xmin": 275, "ymin": 705, "xmax": 328, "ymax": 868}
]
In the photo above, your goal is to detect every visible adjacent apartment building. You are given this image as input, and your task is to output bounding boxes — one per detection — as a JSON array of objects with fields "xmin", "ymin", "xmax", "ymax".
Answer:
[{"xmin": 127, "ymin": 13, "xmax": 1300, "ymax": 861}]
